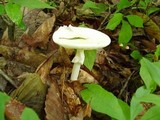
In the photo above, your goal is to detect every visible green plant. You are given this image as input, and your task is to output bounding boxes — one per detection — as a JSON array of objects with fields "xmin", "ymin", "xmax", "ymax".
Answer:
[
  {"xmin": 0, "ymin": 0, "xmax": 54, "ymax": 29},
  {"xmin": 82, "ymin": 1, "xmax": 107, "ymax": 16},
  {"xmin": 0, "ymin": 92, "xmax": 40, "ymax": 120},
  {"xmin": 80, "ymin": 84, "xmax": 130, "ymax": 120},
  {"xmin": 80, "ymin": 57, "xmax": 160, "ymax": 120},
  {"xmin": 106, "ymin": 0, "xmax": 144, "ymax": 46},
  {"xmin": 0, "ymin": 92, "xmax": 10, "ymax": 120},
  {"xmin": 82, "ymin": 0, "xmax": 160, "ymax": 71}
]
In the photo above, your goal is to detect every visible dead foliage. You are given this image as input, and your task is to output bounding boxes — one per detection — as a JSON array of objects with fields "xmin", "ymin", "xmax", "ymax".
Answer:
[{"xmin": 0, "ymin": 0, "xmax": 159, "ymax": 120}]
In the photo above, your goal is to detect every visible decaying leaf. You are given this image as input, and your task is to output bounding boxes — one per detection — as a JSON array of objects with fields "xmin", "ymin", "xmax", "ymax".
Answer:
[
  {"xmin": 5, "ymin": 99, "xmax": 25, "ymax": 120},
  {"xmin": 10, "ymin": 73, "xmax": 47, "ymax": 114},
  {"xmin": 136, "ymin": 12, "xmax": 160, "ymax": 42},
  {"xmin": 78, "ymin": 69, "xmax": 96, "ymax": 83},
  {"xmin": 62, "ymin": 83, "xmax": 81, "ymax": 115},
  {"xmin": 36, "ymin": 52, "xmax": 56, "ymax": 84},
  {"xmin": 0, "ymin": 45, "xmax": 47, "ymax": 68},
  {"xmin": 1, "ymin": 27, "xmax": 12, "ymax": 46},
  {"xmin": 45, "ymin": 81, "xmax": 65, "ymax": 120},
  {"xmin": 22, "ymin": 15, "xmax": 56, "ymax": 48}
]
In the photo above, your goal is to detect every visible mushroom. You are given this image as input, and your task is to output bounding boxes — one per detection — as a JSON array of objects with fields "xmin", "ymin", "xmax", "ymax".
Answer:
[{"xmin": 52, "ymin": 25, "xmax": 111, "ymax": 81}]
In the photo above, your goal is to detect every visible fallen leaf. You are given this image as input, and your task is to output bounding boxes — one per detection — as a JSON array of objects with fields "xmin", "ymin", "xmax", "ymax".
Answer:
[
  {"xmin": 10, "ymin": 73, "xmax": 47, "ymax": 114},
  {"xmin": 5, "ymin": 99, "xmax": 25, "ymax": 120},
  {"xmin": 62, "ymin": 82, "xmax": 81, "ymax": 115},
  {"xmin": 45, "ymin": 81, "xmax": 65, "ymax": 120},
  {"xmin": 136, "ymin": 12, "xmax": 160, "ymax": 42},
  {"xmin": 36, "ymin": 52, "xmax": 56, "ymax": 83}
]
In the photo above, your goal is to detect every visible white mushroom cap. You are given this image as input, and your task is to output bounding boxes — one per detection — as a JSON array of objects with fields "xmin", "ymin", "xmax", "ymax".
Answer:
[
  {"xmin": 52, "ymin": 25, "xmax": 111, "ymax": 81},
  {"xmin": 53, "ymin": 25, "xmax": 111, "ymax": 50}
]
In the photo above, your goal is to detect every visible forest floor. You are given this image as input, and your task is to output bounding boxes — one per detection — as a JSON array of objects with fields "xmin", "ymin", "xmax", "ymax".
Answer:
[{"xmin": 1, "ymin": 0, "xmax": 160, "ymax": 120}]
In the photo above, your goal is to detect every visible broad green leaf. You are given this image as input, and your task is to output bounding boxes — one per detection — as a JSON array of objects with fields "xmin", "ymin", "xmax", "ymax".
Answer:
[
  {"xmin": 140, "ymin": 58, "xmax": 157, "ymax": 91},
  {"xmin": 155, "ymin": 45, "xmax": 160, "ymax": 58},
  {"xmin": 5, "ymin": 3, "xmax": 23, "ymax": 26},
  {"xmin": 83, "ymin": 1, "xmax": 99, "ymax": 9},
  {"xmin": 118, "ymin": 20, "xmax": 132, "ymax": 45},
  {"xmin": 147, "ymin": 7, "xmax": 160, "ymax": 15},
  {"xmin": 18, "ymin": 20, "xmax": 27, "ymax": 30},
  {"xmin": 139, "ymin": 1, "xmax": 147, "ymax": 8},
  {"xmin": 140, "ymin": 57, "xmax": 160, "ymax": 90},
  {"xmin": 141, "ymin": 106, "xmax": 160, "ymax": 120},
  {"xmin": 117, "ymin": 0, "xmax": 132, "ymax": 11},
  {"xmin": 12, "ymin": 0, "xmax": 53, "ymax": 9},
  {"xmin": 92, "ymin": 3, "xmax": 107, "ymax": 15},
  {"xmin": 126, "ymin": 15, "xmax": 143, "ymax": 27},
  {"xmin": 21, "ymin": 108, "xmax": 40, "ymax": 120},
  {"xmin": 154, "ymin": 60, "xmax": 160, "ymax": 67},
  {"xmin": 130, "ymin": 86, "xmax": 150, "ymax": 120},
  {"xmin": 0, "ymin": 92, "xmax": 10, "ymax": 120},
  {"xmin": 0, "ymin": 5, "xmax": 5, "ymax": 15},
  {"xmin": 83, "ymin": 1, "xmax": 107, "ymax": 15},
  {"xmin": 84, "ymin": 50, "xmax": 97, "ymax": 70},
  {"xmin": 106, "ymin": 13, "xmax": 123, "ymax": 30},
  {"xmin": 80, "ymin": 84, "xmax": 130, "ymax": 120},
  {"xmin": 132, "ymin": 87, "xmax": 160, "ymax": 120},
  {"xmin": 144, "ymin": 0, "xmax": 150, "ymax": 5},
  {"xmin": 138, "ymin": 94, "xmax": 160, "ymax": 106},
  {"xmin": 130, "ymin": 50, "xmax": 142, "ymax": 60}
]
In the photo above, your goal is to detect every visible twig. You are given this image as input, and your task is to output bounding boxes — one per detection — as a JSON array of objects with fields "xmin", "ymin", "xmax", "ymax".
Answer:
[
  {"xmin": 118, "ymin": 71, "xmax": 135, "ymax": 99},
  {"xmin": 97, "ymin": 5, "xmax": 113, "ymax": 30},
  {"xmin": 0, "ymin": 69, "xmax": 17, "ymax": 88}
]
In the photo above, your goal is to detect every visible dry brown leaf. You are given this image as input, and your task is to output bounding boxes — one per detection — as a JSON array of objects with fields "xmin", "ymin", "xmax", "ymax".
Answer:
[
  {"xmin": 5, "ymin": 99, "xmax": 25, "ymax": 120},
  {"xmin": 78, "ymin": 69, "xmax": 96, "ymax": 83},
  {"xmin": 10, "ymin": 73, "xmax": 47, "ymax": 114},
  {"xmin": 32, "ymin": 15, "xmax": 56, "ymax": 48},
  {"xmin": 16, "ymin": 48, "xmax": 47, "ymax": 68},
  {"xmin": 21, "ymin": 15, "xmax": 55, "ymax": 48},
  {"xmin": 36, "ymin": 52, "xmax": 56, "ymax": 84},
  {"xmin": 1, "ymin": 27, "xmax": 11, "ymax": 46},
  {"xmin": 0, "ymin": 45, "xmax": 47, "ymax": 68},
  {"xmin": 45, "ymin": 81, "xmax": 65, "ymax": 120},
  {"xmin": 63, "ymin": 83, "xmax": 81, "ymax": 115},
  {"xmin": 23, "ymin": 10, "xmax": 50, "ymax": 34},
  {"xmin": 136, "ymin": 12, "xmax": 160, "ymax": 42}
]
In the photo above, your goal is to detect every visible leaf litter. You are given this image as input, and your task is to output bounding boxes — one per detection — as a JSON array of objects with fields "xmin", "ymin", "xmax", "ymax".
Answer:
[{"xmin": 0, "ymin": 0, "xmax": 160, "ymax": 120}]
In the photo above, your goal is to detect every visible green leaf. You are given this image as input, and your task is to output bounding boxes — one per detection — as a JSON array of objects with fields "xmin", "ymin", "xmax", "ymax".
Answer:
[
  {"xmin": 117, "ymin": 0, "xmax": 132, "ymax": 11},
  {"xmin": 0, "ymin": 5, "xmax": 5, "ymax": 15},
  {"xmin": 106, "ymin": 13, "xmax": 123, "ymax": 30},
  {"xmin": 5, "ymin": 3, "xmax": 23, "ymax": 25},
  {"xmin": 83, "ymin": 1, "xmax": 99, "ymax": 9},
  {"xmin": 84, "ymin": 50, "xmax": 97, "ymax": 70},
  {"xmin": 126, "ymin": 15, "xmax": 143, "ymax": 27},
  {"xmin": 21, "ymin": 108, "xmax": 40, "ymax": 120},
  {"xmin": 83, "ymin": 1, "xmax": 107, "ymax": 15},
  {"xmin": 118, "ymin": 20, "xmax": 132, "ymax": 45},
  {"xmin": 12, "ymin": 0, "xmax": 53, "ymax": 9},
  {"xmin": 140, "ymin": 58, "xmax": 160, "ymax": 91},
  {"xmin": 130, "ymin": 50, "xmax": 142, "ymax": 60},
  {"xmin": 147, "ymin": 7, "xmax": 160, "ymax": 15},
  {"xmin": 138, "ymin": 94, "xmax": 160, "ymax": 106},
  {"xmin": 92, "ymin": 3, "xmax": 107, "ymax": 15},
  {"xmin": 155, "ymin": 45, "xmax": 160, "ymax": 58},
  {"xmin": 0, "ymin": 92, "xmax": 10, "ymax": 120},
  {"xmin": 18, "ymin": 20, "xmax": 27, "ymax": 30},
  {"xmin": 130, "ymin": 86, "xmax": 150, "ymax": 120},
  {"xmin": 80, "ymin": 84, "xmax": 130, "ymax": 120},
  {"xmin": 132, "ymin": 89, "xmax": 160, "ymax": 119},
  {"xmin": 141, "ymin": 106, "xmax": 160, "ymax": 120}
]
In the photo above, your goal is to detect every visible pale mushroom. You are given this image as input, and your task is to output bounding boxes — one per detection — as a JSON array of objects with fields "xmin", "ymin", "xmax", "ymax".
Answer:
[{"xmin": 53, "ymin": 25, "xmax": 111, "ymax": 81}]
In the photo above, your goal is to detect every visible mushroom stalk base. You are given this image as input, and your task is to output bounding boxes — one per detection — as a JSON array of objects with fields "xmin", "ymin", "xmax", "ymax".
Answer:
[
  {"xmin": 70, "ymin": 49, "xmax": 85, "ymax": 81},
  {"xmin": 70, "ymin": 63, "xmax": 81, "ymax": 81}
]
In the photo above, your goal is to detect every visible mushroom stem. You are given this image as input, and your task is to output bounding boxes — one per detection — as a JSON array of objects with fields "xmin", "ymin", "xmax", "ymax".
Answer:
[{"xmin": 70, "ymin": 49, "xmax": 85, "ymax": 81}]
